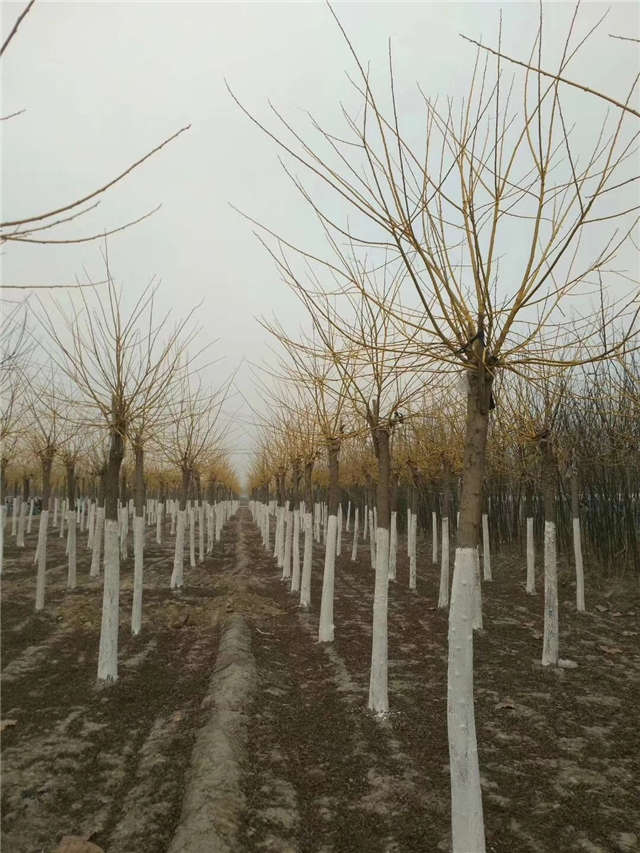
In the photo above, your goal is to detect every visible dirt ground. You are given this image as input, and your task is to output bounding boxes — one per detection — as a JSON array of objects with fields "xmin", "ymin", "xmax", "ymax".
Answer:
[{"xmin": 2, "ymin": 506, "xmax": 639, "ymax": 853}]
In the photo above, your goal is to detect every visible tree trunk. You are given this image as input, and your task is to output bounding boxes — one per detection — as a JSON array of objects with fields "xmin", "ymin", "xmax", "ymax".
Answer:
[
  {"xmin": 35, "ymin": 452, "xmax": 54, "ymax": 611},
  {"xmin": 369, "ymin": 425, "xmax": 391, "ymax": 714},
  {"xmin": 447, "ymin": 367, "xmax": 490, "ymax": 853},
  {"xmin": 571, "ymin": 467, "xmax": 585, "ymax": 612},
  {"xmin": 66, "ymin": 461, "xmax": 77, "ymax": 589},
  {"xmin": 171, "ymin": 467, "xmax": 190, "ymax": 589},
  {"xmin": 132, "ymin": 442, "xmax": 145, "ymax": 635},
  {"xmin": 525, "ymin": 481, "xmax": 535, "ymax": 594},
  {"xmin": 541, "ymin": 435, "xmax": 559, "ymax": 666},
  {"xmin": 318, "ymin": 440, "xmax": 339, "ymax": 641},
  {"xmin": 97, "ymin": 422, "xmax": 125, "ymax": 682}
]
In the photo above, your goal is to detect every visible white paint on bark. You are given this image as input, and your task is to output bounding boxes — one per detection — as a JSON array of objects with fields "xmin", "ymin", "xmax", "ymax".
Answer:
[
  {"xmin": 350, "ymin": 507, "xmax": 359, "ymax": 562},
  {"xmin": 542, "ymin": 520, "xmax": 559, "ymax": 666},
  {"xmin": 291, "ymin": 507, "xmax": 301, "ymax": 592},
  {"xmin": 35, "ymin": 510, "xmax": 49, "ymax": 610},
  {"xmin": 573, "ymin": 516, "xmax": 585, "ymax": 612},
  {"xmin": 90, "ymin": 507, "xmax": 104, "ymax": 577},
  {"xmin": 409, "ymin": 511, "xmax": 417, "ymax": 591},
  {"xmin": 97, "ymin": 518, "xmax": 120, "ymax": 681},
  {"xmin": 132, "ymin": 515, "xmax": 145, "ymax": 635},
  {"xmin": 447, "ymin": 546, "xmax": 486, "ymax": 853},
  {"xmin": 482, "ymin": 514, "xmax": 492, "ymax": 581},
  {"xmin": 439, "ymin": 517, "xmax": 450, "ymax": 608},
  {"xmin": 526, "ymin": 517, "xmax": 535, "ymax": 594},
  {"xmin": 67, "ymin": 510, "xmax": 77, "ymax": 589},
  {"xmin": 171, "ymin": 509, "xmax": 186, "ymax": 589},
  {"xmin": 368, "ymin": 526, "xmax": 390, "ymax": 715},
  {"xmin": 318, "ymin": 514, "xmax": 337, "ymax": 642},
  {"xmin": 300, "ymin": 512, "xmax": 313, "ymax": 608},
  {"xmin": 432, "ymin": 511, "xmax": 438, "ymax": 564},
  {"xmin": 389, "ymin": 511, "xmax": 397, "ymax": 581}
]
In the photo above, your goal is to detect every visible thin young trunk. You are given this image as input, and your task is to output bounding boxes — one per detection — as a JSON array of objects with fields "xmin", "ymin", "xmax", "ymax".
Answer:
[
  {"xmin": 432, "ymin": 510, "xmax": 438, "ymax": 564},
  {"xmin": 369, "ymin": 425, "xmax": 391, "ymax": 714},
  {"xmin": 291, "ymin": 506, "xmax": 301, "ymax": 592},
  {"xmin": 318, "ymin": 439, "xmax": 339, "ymax": 642},
  {"xmin": 525, "ymin": 483, "xmax": 535, "ymax": 594},
  {"xmin": 439, "ymin": 516, "xmax": 450, "ymax": 609},
  {"xmin": 35, "ymin": 452, "xmax": 54, "ymax": 611},
  {"xmin": 283, "ymin": 501, "xmax": 293, "ymax": 580},
  {"xmin": 336, "ymin": 503, "xmax": 342, "ymax": 556},
  {"xmin": 300, "ymin": 461, "xmax": 313, "ymax": 607},
  {"xmin": 97, "ymin": 421, "xmax": 125, "ymax": 682},
  {"xmin": 571, "ymin": 468, "xmax": 585, "ymax": 612},
  {"xmin": 171, "ymin": 468, "xmax": 190, "ymax": 589},
  {"xmin": 132, "ymin": 442, "xmax": 145, "ymax": 635},
  {"xmin": 447, "ymin": 367, "xmax": 490, "ymax": 853},
  {"xmin": 66, "ymin": 461, "xmax": 77, "ymax": 589},
  {"xmin": 541, "ymin": 435, "xmax": 559, "ymax": 666},
  {"xmin": 482, "ymin": 513, "xmax": 492, "ymax": 581},
  {"xmin": 351, "ymin": 506, "xmax": 359, "ymax": 562}
]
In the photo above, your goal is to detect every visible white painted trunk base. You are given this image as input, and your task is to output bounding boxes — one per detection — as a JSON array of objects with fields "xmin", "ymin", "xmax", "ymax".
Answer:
[
  {"xmin": 97, "ymin": 519, "xmax": 120, "ymax": 681},
  {"xmin": 542, "ymin": 521, "xmax": 559, "ymax": 666},
  {"xmin": 35, "ymin": 511, "xmax": 49, "ymax": 611},
  {"xmin": 171, "ymin": 509, "xmax": 186, "ymax": 589},
  {"xmin": 318, "ymin": 515, "xmax": 337, "ymax": 642},
  {"xmin": 439, "ymin": 517, "xmax": 450, "ymax": 609},
  {"xmin": 291, "ymin": 508, "xmax": 301, "ymax": 592},
  {"xmin": 482, "ymin": 514, "xmax": 492, "ymax": 581},
  {"xmin": 132, "ymin": 515, "xmax": 145, "ymax": 635},
  {"xmin": 389, "ymin": 511, "xmax": 397, "ymax": 581},
  {"xmin": 447, "ymin": 546, "xmax": 486, "ymax": 853},
  {"xmin": 300, "ymin": 512, "xmax": 313, "ymax": 608},
  {"xmin": 573, "ymin": 516, "xmax": 585, "ymax": 612},
  {"xmin": 368, "ymin": 527, "xmax": 390, "ymax": 715},
  {"xmin": 432, "ymin": 511, "xmax": 438, "ymax": 564},
  {"xmin": 90, "ymin": 508, "xmax": 104, "ymax": 577},
  {"xmin": 409, "ymin": 512, "xmax": 417, "ymax": 591},
  {"xmin": 526, "ymin": 517, "xmax": 535, "ymax": 594},
  {"xmin": 351, "ymin": 508, "xmax": 359, "ymax": 562},
  {"xmin": 67, "ymin": 511, "xmax": 77, "ymax": 589}
]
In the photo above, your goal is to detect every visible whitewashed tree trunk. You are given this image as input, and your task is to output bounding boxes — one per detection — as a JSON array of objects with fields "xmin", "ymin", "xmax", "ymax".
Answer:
[
  {"xmin": 282, "ymin": 503, "xmax": 292, "ymax": 580},
  {"xmin": 368, "ymin": 526, "xmax": 390, "ymax": 714},
  {"xmin": 291, "ymin": 507, "xmax": 301, "ymax": 592},
  {"xmin": 198, "ymin": 502, "xmax": 205, "ymax": 563},
  {"xmin": 351, "ymin": 507, "xmax": 359, "ymax": 562},
  {"xmin": 27, "ymin": 498, "xmax": 34, "ymax": 534},
  {"xmin": 156, "ymin": 502, "xmax": 162, "ymax": 545},
  {"xmin": 409, "ymin": 511, "xmax": 417, "ymax": 590},
  {"xmin": 336, "ymin": 503, "xmax": 342, "ymax": 556},
  {"xmin": 87, "ymin": 501, "xmax": 95, "ymax": 549},
  {"xmin": 131, "ymin": 515, "xmax": 145, "ymax": 635},
  {"xmin": 541, "ymin": 520, "xmax": 559, "ymax": 666},
  {"xmin": 67, "ymin": 509, "xmax": 77, "ymax": 589},
  {"xmin": 35, "ymin": 510, "xmax": 49, "ymax": 610},
  {"xmin": 300, "ymin": 511, "xmax": 313, "ymax": 608},
  {"xmin": 171, "ymin": 509, "xmax": 186, "ymax": 589},
  {"xmin": 389, "ymin": 511, "xmax": 397, "ymax": 581},
  {"xmin": 263, "ymin": 503, "xmax": 270, "ymax": 552},
  {"xmin": 53, "ymin": 497, "xmax": 59, "ymax": 527},
  {"xmin": 59, "ymin": 500, "xmax": 66, "ymax": 538},
  {"xmin": 448, "ymin": 546, "xmax": 485, "ymax": 853},
  {"xmin": 482, "ymin": 514, "xmax": 492, "ymax": 581},
  {"xmin": 526, "ymin": 517, "xmax": 535, "ymax": 593},
  {"xmin": 11, "ymin": 496, "xmax": 18, "ymax": 536},
  {"xmin": 432, "ymin": 511, "xmax": 438, "ymax": 564},
  {"xmin": 346, "ymin": 500, "xmax": 351, "ymax": 532},
  {"xmin": 97, "ymin": 518, "xmax": 120, "ymax": 681},
  {"xmin": 318, "ymin": 514, "xmax": 337, "ymax": 642},
  {"xmin": 189, "ymin": 504, "xmax": 196, "ymax": 569},
  {"xmin": 573, "ymin": 517, "xmax": 585, "ymax": 612},
  {"xmin": 90, "ymin": 508, "xmax": 104, "ymax": 577},
  {"xmin": 363, "ymin": 504, "xmax": 369, "ymax": 540},
  {"xmin": 472, "ymin": 546, "xmax": 483, "ymax": 631},
  {"xmin": 170, "ymin": 502, "xmax": 177, "ymax": 535},
  {"xmin": 439, "ymin": 517, "xmax": 450, "ymax": 609},
  {"xmin": 369, "ymin": 510, "xmax": 376, "ymax": 569}
]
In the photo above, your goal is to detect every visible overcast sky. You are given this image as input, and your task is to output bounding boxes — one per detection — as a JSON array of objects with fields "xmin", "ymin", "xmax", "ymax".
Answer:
[{"xmin": 2, "ymin": 0, "xmax": 638, "ymax": 485}]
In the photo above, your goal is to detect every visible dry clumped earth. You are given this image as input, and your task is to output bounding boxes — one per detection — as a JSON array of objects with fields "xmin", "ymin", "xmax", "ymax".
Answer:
[{"xmin": 1, "ymin": 506, "xmax": 639, "ymax": 853}]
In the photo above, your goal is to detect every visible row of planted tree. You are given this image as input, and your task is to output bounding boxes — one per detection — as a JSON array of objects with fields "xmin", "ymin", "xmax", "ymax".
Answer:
[
  {"xmin": 1, "ymin": 272, "xmax": 240, "ymax": 683},
  {"xmin": 232, "ymin": 4, "xmax": 640, "ymax": 846}
]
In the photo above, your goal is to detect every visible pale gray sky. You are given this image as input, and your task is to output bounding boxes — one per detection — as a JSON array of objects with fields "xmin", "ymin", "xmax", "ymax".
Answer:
[{"xmin": 2, "ymin": 0, "xmax": 638, "ymax": 484}]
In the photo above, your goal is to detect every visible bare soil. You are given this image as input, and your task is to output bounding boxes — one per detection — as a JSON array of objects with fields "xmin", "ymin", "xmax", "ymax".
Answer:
[{"xmin": 2, "ymin": 507, "xmax": 639, "ymax": 853}]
